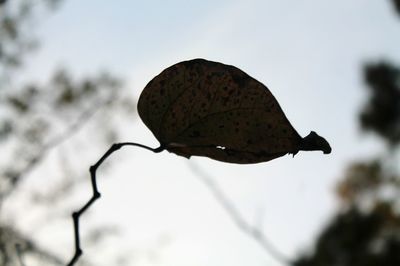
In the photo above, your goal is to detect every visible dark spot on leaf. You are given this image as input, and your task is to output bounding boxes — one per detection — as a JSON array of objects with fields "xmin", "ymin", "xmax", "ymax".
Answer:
[{"xmin": 189, "ymin": 130, "xmax": 200, "ymax": 138}]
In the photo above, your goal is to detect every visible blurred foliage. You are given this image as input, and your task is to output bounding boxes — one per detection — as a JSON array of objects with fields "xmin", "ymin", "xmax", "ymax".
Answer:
[
  {"xmin": 0, "ymin": 224, "xmax": 64, "ymax": 265},
  {"xmin": 393, "ymin": 0, "xmax": 400, "ymax": 15},
  {"xmin": 0, "ymin": 68, "xmax": 125, "ymax": 202},
  {"xmin": 360, "ymin": 62, "xmax": 400, "ymax": 146},
  {"xmin": 0, "ymin": 0, "xmax": 136, "ymax": 265},
  {"xmin": 336, "ymin": 160, "xmax": 400, "ymax": 208},
  {"xmin": 293, "ymin": 2, "xmax": 400, "ymax": 265},
  {"xmin": 293, "ymin": 160, "xmax": 400, "ymax": 266},
  {"xmin": 294, "ymin": 203, "xmax": 400, "ymax": 266},
  {"xmin": 0, "ymin": 0, "xmax": 63, "ymax": 84}
]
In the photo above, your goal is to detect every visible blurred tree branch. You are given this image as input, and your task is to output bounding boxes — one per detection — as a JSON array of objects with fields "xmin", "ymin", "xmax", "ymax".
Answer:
[
  {"xmin": 188, "ymin": 161, "xmax": 290, "ymax": 265},
  {"xmin": 0, "ymin": 69, "xmax": 122, "ymax": 206},
  {"xmin": 0, "ymin": 1, "xmax": 137, "ymax": 265},
  {"xmin": 1, "ymin": 225, "xmax": 64, "ymax": 266}
]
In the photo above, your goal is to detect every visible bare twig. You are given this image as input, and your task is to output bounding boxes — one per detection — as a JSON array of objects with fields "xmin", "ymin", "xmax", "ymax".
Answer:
[
  {"xmin": 187, "ymin": 161, "xmax": 291, "ymax": 266},
  {"xmin": 66, "ymin": 143, "xmax": 164, "ymax": 266}
]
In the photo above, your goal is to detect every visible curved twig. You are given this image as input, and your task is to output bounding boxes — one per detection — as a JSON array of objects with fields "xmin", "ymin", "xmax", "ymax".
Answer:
[{"xmin": 66, "ymin": 142, "xmax": 164, "ymax": 266}]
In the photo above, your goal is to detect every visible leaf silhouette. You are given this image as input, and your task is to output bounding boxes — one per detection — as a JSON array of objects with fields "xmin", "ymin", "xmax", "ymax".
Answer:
[{"xmin": 138, "ymin": 58, "xmax": 331, "ymax": 164}]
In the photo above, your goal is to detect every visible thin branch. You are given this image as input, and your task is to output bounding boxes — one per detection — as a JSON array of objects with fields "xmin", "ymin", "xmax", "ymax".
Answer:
[
  {"xmin": 187, "ymin": 161, "xmax": 291, "ymax": 266},
  {"xmin": 66, "ymin": 142, "xmax": 164, "ymax": 266}
]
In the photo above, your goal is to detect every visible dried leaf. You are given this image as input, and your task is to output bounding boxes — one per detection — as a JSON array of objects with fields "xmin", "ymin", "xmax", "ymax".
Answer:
[{"xmin": 138, "ymin": 59, "xmax": 331, "ymax": 164}]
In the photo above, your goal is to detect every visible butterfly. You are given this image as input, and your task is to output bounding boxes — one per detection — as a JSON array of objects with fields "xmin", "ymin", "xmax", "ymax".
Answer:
[{"xmin": 138, "ymin": 58, "xmax": 331, "ymax": 164}]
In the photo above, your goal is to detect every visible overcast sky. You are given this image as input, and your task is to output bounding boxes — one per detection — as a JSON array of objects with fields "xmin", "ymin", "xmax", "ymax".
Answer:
[{"xmin": 11, "ymin": 0, "xmax": 400, "ymax": 265}]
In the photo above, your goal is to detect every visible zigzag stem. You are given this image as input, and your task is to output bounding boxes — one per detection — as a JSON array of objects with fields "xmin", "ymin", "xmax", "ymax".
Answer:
[{"xmin": 66, "ymin": 142, "xmax": 164, "ymax": 266}]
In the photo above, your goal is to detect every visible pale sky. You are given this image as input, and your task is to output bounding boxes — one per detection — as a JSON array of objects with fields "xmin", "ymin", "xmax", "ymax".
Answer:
[{"xmin": 8, "ymin": 0, "xmax": 400, "ymax": 265}]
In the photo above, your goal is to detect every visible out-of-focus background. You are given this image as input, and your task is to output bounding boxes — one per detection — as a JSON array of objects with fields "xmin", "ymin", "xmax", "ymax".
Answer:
[{"xmin": 1, "ymin": 0, "xmax": 400, "ymax": 265}]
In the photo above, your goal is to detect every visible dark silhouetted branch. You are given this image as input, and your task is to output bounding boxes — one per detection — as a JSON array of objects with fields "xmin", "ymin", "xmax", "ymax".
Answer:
[
  {"xmin": 188, "ymin": 162, "xmax": 291, "ymax": 266},
  {"xmin": 66, "ymin": 143, "xmax": 164, "ymax": 266}
]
